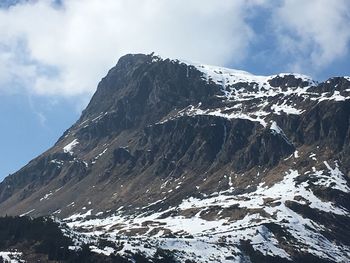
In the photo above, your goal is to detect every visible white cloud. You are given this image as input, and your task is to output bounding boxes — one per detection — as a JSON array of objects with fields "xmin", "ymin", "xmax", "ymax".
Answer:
[
  {"xmin": 0, "ymin": 0, "xmax": 348, "ymax": 97},
  {"xmin": 272, "ymin": 0, "xmax": 350, "ymax": 71},
  {"xmin": 0, "ymin": 0, "xmax": 261, "ymax": 97}
]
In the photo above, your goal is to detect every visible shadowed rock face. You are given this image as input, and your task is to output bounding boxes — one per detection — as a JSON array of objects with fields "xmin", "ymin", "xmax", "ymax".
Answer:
[
  {"xmin": 0, "ymin": 53, "xmax": 349, "ymax": 215},
  {"xmin": 0, "ymin": 53, "xmax": 349, "ymax": 262}
]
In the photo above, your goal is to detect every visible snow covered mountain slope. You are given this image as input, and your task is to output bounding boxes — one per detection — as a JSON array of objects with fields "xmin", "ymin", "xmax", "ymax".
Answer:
[
  {"xmin": 0, "ymin": 53, "xmax": 349, "ymax": 262},
  {"xmin": 63, "ymin": 164, "xmax": 350, "ymax": 262}
]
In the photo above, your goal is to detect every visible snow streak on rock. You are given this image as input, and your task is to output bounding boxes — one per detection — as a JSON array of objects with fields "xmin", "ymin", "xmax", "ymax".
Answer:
[{"xmin": 63, "ymin": 139, "xmax": 79, "ymax": 155}]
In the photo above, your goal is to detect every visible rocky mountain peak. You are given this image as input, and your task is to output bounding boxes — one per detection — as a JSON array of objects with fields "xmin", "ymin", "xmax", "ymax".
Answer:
[
  {"xmin": 0, "ymin": 53, "xmax": 349, "ymax": 262},
  {"xmin": 77, "ymin": 54, "xmax": 216, "ymax": 133}
]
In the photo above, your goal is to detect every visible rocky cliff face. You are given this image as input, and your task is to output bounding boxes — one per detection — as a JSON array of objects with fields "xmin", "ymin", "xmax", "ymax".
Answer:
[{"xmin": 1, "ymin": 53, "xmax": 349, "ymax": 262}]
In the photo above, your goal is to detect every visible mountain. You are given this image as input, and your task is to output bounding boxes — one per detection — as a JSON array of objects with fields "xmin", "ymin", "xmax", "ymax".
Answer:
[{"xmin": 0, "ymin": 53, "xmax": 349, "ymax": 262}]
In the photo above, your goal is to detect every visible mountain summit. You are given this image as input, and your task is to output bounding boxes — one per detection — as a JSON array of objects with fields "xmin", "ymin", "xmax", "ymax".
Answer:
[{"xmin": 1, "ymin": 53, "xmax": 350, "ymax": 262}]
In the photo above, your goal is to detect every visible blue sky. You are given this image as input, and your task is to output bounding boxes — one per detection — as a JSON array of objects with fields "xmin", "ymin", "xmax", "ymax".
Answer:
[{"xmin": 0, "ymin": 0, "xmax": 349, "ymax": 181}]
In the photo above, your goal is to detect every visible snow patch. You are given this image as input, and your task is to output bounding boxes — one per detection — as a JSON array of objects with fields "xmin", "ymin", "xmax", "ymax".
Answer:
[
  {"xmin": 63, "ymin": 139, "xmax": 79, "ymax": 155},
  {"xmin": 294, "ymin": 151, "xmax": 299, "ymax": 158},
  {"xmin": 315, "ymin": 161, "xmax": 350, "ymax": 192},
  {"xmin": 90, "ymin": 246, "xmax": 115, "ymax": 256},
  {"xmin": 271, "ymin": 101, "xmax": 304, "ymax": 115},
  {"xmin": 0, "ymin": 252, "xmax": 23, "ymax": 263},
  {"xmin": 270, "ymin": 121, "xmax": 283, "ymax": 135}
]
